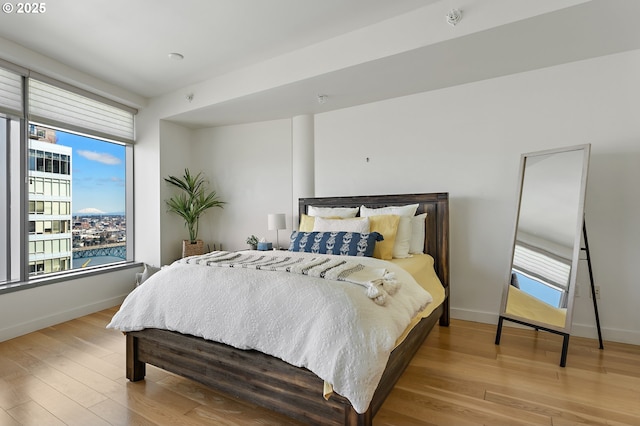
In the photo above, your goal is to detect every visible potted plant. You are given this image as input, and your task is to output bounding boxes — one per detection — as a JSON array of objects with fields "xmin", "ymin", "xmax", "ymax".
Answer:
[
  {"xmin": 246, "ymin": 235, "xmax": 259, "ymax": 250},
  {"xmin": 164, "ymin": 168, "xmax": 225, "ymax": 257}
]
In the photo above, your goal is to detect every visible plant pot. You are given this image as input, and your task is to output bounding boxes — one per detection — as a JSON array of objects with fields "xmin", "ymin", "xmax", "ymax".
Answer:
[{"xmin": 182, "ymin": 239, "xmax": 205, "ymax": 258}]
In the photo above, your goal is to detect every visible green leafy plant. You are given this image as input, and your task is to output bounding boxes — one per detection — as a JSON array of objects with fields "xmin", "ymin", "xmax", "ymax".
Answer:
[
  {"xmin": 164, "ymin": 168, "xmax": 225, "ymax": 243},
  {"xmin": 246, "ymin": 234, "xmax": 259, "ymax": 248}
]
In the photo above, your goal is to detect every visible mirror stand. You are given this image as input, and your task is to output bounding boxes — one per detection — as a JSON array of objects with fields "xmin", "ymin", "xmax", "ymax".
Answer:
[
  {"xmin": 495, "ymin": 312, "xmax": 572, "ymax": 366},
  {"xmin": 582, "ymin": 221, "xmax": 604, "ymax": 350},
  {"xmin": 495, "ymin": 221, "xmax": 603, "ymax": 367}
]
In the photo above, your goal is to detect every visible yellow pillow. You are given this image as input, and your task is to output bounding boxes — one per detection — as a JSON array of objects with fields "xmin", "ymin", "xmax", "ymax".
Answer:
[
  {"xmin": 368, "ymin": 215, "xmax": 400, "ymax": 260},
  {"xmin": 299, "ymin": 214, "xmax": 315, "ymax": 232}
]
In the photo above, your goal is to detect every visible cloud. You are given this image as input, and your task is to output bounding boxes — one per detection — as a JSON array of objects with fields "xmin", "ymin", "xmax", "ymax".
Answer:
[{"xmin": 77, "ymin": 150, "xmax": 121, "ymax": 165}]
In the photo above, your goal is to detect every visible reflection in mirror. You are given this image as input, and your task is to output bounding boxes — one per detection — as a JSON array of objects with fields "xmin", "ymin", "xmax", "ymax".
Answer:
[
  {"xmin": 496, "ymin": 144, "xmax": 591, "ymax": 367},
  {"xmin": 507, "ymin": 243, "xmax": 571, "ymax": 329}
]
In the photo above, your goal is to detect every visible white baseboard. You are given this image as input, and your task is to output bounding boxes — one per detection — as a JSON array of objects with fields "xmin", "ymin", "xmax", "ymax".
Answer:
[
  {"xmin": 450, "ymin": 307, "xmax": 639, "ymax": 346},
  {"xmin": 0, "ymin": 294, "xmax": 127, "ymax": 343},
  {"xmin": 451, "ymin": 307, "xmax": 499, "ymax": 325},
  {"xmin": 571, "ymin": 322, "xmax": 640, "ymax": 345}
]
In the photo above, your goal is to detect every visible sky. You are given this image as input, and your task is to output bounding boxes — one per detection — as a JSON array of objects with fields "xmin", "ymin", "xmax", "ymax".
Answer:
[
  {"xmin": 55, "ymin": 130, "xmax": 126, "ymax": 215},
  {"xmin": 514, "ymin": 271, "xmax": 562, "ymax": 307}
]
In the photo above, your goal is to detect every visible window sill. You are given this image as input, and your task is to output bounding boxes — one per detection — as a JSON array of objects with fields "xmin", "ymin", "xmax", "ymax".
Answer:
[{"xmin": 0, "ymin": 261, "xmax": 143, "ymax": 295}]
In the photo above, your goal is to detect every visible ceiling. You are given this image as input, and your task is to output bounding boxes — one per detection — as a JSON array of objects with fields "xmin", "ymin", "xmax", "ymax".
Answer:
[
  {"xmin": 1, "ymin": 0, "xmax": 640, "ymax": 128},
  {"xmin": 0, "ymin": 0, "xmax": 432, "ymax": 98}
]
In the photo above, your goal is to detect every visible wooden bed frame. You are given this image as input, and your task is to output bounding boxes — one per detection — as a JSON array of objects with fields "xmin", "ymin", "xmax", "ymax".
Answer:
[{"xmin": 126, "ymin": 192, "xmax": 449, "ymax": 425}]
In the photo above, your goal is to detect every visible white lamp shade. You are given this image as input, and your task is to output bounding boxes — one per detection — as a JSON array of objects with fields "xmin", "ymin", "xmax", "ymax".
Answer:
[{"xmin": 267, "ymin": 213, "xmax": 286, "ymax": 230}]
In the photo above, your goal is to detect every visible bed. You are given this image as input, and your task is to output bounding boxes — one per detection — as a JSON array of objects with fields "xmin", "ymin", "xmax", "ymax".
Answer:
[{"xmin": 114, "ymin": 192, "xmax": 449, "ymax": 425}]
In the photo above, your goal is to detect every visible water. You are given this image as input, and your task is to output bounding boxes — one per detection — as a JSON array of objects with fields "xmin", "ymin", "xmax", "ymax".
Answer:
[{"xmin": 72, "ymin": 255, "xmax": 125, "ymax": 269}]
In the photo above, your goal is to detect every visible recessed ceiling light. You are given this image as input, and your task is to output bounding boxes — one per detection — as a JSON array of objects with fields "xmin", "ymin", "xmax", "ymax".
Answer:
[{"xmin": 168, "ymin": 52, "xmax": 184, "ymax": 61}]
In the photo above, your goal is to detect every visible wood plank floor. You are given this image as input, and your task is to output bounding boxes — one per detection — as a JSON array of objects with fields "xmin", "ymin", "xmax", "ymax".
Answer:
[{"xmin": 0, "ymin": 307, "xmax": 638, "ymax": 425}]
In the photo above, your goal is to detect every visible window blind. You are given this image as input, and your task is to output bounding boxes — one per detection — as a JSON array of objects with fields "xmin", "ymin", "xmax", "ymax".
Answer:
[
  {"xmin": 28, "ymin": 78, "xmax": 136, "ymax": 144},
  {"xmin": 0, "ymin": 67, "xmax": 23, "ymax": 117},
  {"xmin": 513, "ymin": 243, "xmax": 571, "ymax": 290}
]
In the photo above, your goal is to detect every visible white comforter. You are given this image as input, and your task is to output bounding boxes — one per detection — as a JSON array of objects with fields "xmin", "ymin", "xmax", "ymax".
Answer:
[{"xmin": 107, "ymin": 250, "xmax": 433, "ymax": 413}]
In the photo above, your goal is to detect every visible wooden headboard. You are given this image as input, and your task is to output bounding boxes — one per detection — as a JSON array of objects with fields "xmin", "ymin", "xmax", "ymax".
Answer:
[{"xmin": 299, "ymin": 193, "xmax": 450, "ymax": 325}]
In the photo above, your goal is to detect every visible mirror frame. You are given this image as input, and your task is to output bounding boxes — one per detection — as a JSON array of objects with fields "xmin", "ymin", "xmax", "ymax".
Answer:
[{"xmin": 498, "ymin": 143, "xmax": 591, "ymax": 334}]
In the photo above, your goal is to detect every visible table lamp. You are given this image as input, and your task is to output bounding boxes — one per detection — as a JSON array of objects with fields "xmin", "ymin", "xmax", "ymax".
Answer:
[{"xmin": 267, "ymin": 213, "xmax": 286, "ymax": 249}]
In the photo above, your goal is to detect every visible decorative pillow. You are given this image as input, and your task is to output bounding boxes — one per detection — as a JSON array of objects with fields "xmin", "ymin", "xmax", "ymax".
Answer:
[
  {"xmin": 299, "ymin": 214, "xmax": 316, "ymax": 232},
  {"xmin": 289, "ymin": 231, "xmax": 383, "ymax": 257},
  {"xmin": 312, "ymin": 216, "xmax": 370, "ymax": 233},
  {"xmin": 409, "ymin": 213, "xmax": 428, "ymax": 254},
  {"xmin": 136, "ymin": 263, "xmax": 161, "ymax": 286},
  {"xmin": 360, "ymin": 204, "xmax": 418, "ymax": 258},
  {"xmin": 367, "ymin": 215, "xmax": 400, "ymax": 260},
  {"xmin": 307, "ymin": 206, "xmax": 359, "ymax": 218}
]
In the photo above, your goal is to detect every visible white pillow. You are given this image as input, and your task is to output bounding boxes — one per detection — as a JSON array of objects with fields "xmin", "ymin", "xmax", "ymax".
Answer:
[
  {"xmin": 307, "ymin": 205, "xmax": 359, "ymax": 218},
  {"xmin": 360, "ymin": 203, "xmax": 419, "ymax": 218},
  {"xmin": 360, "ymin": 204, "xmax": 419, "ymax": 258},
  {"xmin": 392, "ymin": 216, "xmax": 412, "ymax": 258},
  {"xmin": 312, "ymin": 216, "xmax": 370, "ymax": 233},
  {"xmin": 409, "ymin": 213, "xmax": 427, "ymax": 254}
]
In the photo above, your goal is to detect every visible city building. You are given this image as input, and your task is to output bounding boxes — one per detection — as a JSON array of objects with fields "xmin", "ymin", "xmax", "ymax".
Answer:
[{"xmin": 27, "ymin": 125, "xmax": 73, "ymax": 275}]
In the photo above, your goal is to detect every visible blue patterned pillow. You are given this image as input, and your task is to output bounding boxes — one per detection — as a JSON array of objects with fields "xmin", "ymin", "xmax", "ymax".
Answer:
[{"xmin": 288, "ymin": 231, "xmax": 383, "ymax": 257}]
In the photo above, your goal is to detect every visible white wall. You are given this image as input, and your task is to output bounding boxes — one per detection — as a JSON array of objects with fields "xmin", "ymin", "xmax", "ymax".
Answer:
[
  {"xmin": 158, "ymin": 120, "xmax": 196, "ymax": 264},
  {"xmin": 186, "ymin": 49, "xmax": 639, "ymax": 345},
  {"xmin": 0, "ymin": 267, "xmax": 139, "ymax": 342},
  {"xmin": 192, "ymin": 119, "xmax": 293, "ymax": 252},
  {"xmin": 313, "ymin": 49, "xmax": 640, "ymax": 344}
]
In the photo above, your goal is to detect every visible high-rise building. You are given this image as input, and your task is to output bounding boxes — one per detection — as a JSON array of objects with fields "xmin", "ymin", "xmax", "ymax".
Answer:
[{"xmin": 27, "ymin": 125, "xmax": 73, "ymax": 276}]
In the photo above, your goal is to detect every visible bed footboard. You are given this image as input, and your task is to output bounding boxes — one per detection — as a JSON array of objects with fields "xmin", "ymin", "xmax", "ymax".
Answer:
[
  {"xmin": 126, "ymin": 329, "xmax": 371, "ymax": 425},
  {"xmin": 125, "ymin": 304, "xmax": 441, "ymax": 426}
]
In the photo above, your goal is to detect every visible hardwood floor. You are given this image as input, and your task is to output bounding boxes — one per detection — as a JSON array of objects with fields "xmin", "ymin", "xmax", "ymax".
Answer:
[{"xmin": 1, "ymin": 307, "xmax": 638, "ymax": 425}]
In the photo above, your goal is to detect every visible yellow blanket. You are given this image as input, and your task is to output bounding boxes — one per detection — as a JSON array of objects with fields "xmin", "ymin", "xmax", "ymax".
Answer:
[
  {"xmin": 323, "ymin": 254, "xmax": 445, "ymax": 400},
  {"xmin": 389, "ymin": 254, "xmax": 446, "ymax": 346},
  {"xmin": 505, "ymin": 285, "xmax": 567, "ymax": 328}
]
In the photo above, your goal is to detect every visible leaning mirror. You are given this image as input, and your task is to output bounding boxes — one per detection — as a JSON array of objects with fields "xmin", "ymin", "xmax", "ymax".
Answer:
[{"xmin": 495, "ymin": 144, "xmax": 591, "ymax": 366}]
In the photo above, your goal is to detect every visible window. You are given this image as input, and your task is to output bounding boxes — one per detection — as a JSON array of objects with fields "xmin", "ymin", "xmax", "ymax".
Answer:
[
  {"xmin": 512, "ymin": 242, "xmax": 572, "ymax": 308},
  {"xmin": 1, "ymin": 60, "xmax": 136, "ymax": 288},
  {"xmin": 28, "ymin": 125, "xmax": 128, "ymax": 276}
]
